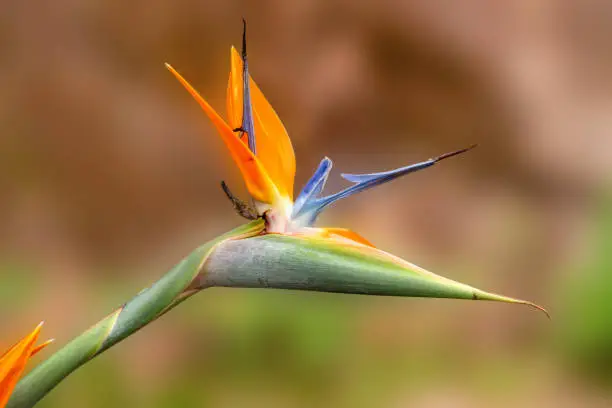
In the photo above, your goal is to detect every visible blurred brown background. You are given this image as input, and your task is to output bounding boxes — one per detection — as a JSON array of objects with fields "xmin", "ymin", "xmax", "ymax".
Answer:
[{"xmin": 2, "ymin": 1, "xmax": 612, "ymax": 407}]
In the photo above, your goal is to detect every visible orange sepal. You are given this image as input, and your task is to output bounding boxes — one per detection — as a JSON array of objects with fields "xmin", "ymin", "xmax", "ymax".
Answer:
[
  {"xmin": 29, "ymin": 339, "xmax": 53, "ymax": 358},
  {"xmin": 166, "ymin": 63, "xmax": 279, "ymax": 204},
  {"xmin": 226, "ymin": 47, "xmax": 243, "ymax": 131},
  {"xmin": 0, "ymin": 323, "xmax": 51, "ymax": 407},
  {"xmin": 228, "ymin": 47, "xmax": 296, "ymax": 199}
]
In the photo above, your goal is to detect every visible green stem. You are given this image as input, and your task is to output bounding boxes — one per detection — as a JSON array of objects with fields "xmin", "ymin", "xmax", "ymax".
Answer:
[{"xmin": 7, "ymin": 220, "xmax": 264, "ymax": 408}]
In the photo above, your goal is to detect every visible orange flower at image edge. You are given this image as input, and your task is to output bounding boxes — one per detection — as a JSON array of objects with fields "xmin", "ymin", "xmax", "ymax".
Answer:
[{"xmin": 0, "ymin": 323, "xmax": 52, "ymax": 408}]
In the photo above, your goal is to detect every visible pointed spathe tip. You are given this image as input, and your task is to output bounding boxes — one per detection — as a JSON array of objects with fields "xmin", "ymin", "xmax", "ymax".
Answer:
[
  {"xmin": 525, "ymin": 301, "xmax": 550, "ymax": 319},
  {"xmin": 510, "ymin": 298, "xmax": 550, "ymax": 319},
  {"xmin": 474, "ymin": 290, "xmax": 549, "ymax": 319}
]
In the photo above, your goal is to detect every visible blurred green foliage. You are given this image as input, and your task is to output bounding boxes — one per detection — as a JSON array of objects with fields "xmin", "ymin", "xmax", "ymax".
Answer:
[{"xmin": 560, "ymin": 194, "xmax": 612, "ymax": 383}]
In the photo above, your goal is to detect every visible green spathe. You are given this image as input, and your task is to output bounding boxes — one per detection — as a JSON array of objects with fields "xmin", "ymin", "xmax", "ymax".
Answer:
[
  {"xmin": 8, "ymin": 221, "xmax": 546, "ymax": 408},
  {"xmin": 203, "ymin": 233, "xmax": 547, "ymax": 313}
]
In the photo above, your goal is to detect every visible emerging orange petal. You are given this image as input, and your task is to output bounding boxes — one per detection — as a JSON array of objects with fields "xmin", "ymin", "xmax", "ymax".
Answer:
[
  {"xmin": 292, "ymin": 227, "xmax": 375, "ymax": 247},
  {"xmin": 0, "ymin": 323, "xmax": 51, "ymax": 408},
  {"xmin": 319, "ymin": 227, "xmax": 376, "ymax": 247},
  {"xmin": 166, "ymin": 63, "xmax": 280, "ymax": 204},
  {"xmin": 29, "ymin": 339, "xmax": 54, "ymax": 358},
  {"xmin": 228, "ymin": 47, "xmax": 296, "ymax": 199}
]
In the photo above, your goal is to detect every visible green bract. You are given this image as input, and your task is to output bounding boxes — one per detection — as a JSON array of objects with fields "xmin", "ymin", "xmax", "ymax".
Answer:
[{"xmin": 8, "ymin": 220, "xmax": 546, "ymax": 408}]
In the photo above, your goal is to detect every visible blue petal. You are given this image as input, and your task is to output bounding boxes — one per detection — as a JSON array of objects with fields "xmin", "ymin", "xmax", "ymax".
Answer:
[
  {"xmin": 292, "ymin": 157, "xmax": 333, "ymax": 216},
  {"xmin": 240, "ymin": 20, "xmax": 257, "ymax": 154},
  {"xmin": 298, "ymin": 159, "xmax": 435, "ymax": 224},
  {"xmin": 292, "ymin": 159, "xmax": 435, "ymax": 226},
  {"xmin": 340, "ymin": 160, "xmax": 435, "ymax": 184},
  {"xmin": 292, "ymin": 146, "xmax": 476, "ymax": 227}
]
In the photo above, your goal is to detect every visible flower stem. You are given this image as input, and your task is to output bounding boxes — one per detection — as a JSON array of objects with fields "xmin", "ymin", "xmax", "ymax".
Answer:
[{"xmin": 7, "ymin": 220, "xmax": 264, "ymax": 408}]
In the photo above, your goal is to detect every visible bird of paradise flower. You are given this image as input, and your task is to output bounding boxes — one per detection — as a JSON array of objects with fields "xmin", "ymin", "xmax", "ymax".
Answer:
[
  {"xmin": 166, "ymin": 24, "xmax": 475, "ymax": 240},
  {"xmin": 165, "ymin": 22, "xmax": 547, "ymax": 316},
  {"xmin": 0, "ymin": 323, "xmax": 52, "ymax": 408}
]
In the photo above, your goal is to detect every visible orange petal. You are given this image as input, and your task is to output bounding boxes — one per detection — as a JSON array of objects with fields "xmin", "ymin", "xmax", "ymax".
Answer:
[
  {"xmin": 229, "ymin": 47, "xmax": 296, "ymax": 199},
  {"xmin": 166, "ymin": 63, "xmax": 280, "ymax": 204},
  {"xmin": 29, "ymin": 339, "xmax": 53, "ymax": 358},
  {"xmin": 0, "ymin": 323, "xmax": 45, "ymax": 407},
  {"xmin": 227, "ymin": 47, "xmax": 243, "ymax": 131},
  {"xmin": 319, "ymin": 227, "xmax": 376, "ymax": 247}
]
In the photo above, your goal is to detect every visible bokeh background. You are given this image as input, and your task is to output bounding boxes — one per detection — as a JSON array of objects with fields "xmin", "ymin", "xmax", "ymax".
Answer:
[{"xmin": 2, "ymin": 1, "xmax": 612, "ymax": 407}]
